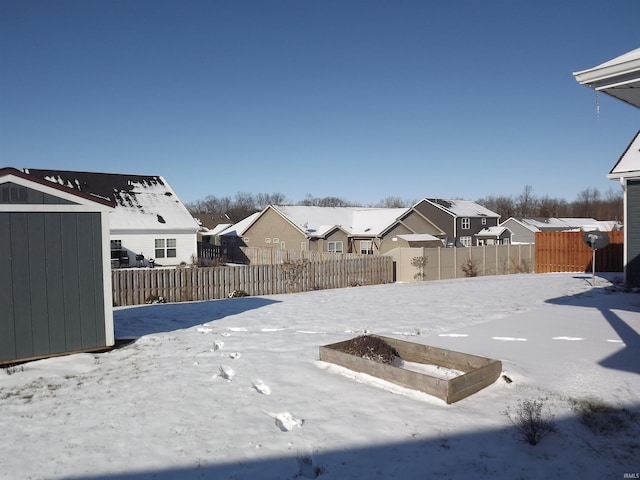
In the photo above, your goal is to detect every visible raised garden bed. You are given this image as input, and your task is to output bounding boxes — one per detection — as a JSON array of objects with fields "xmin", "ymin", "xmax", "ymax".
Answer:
[{"xmin": 319, "ymin": 335, "xmax": 502, "ymax": 404}]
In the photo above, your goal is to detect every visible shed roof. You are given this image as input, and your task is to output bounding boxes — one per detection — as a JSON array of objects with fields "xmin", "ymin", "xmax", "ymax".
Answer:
[
  {"xmin": 1, "ymin": 167, "xmax": 115, "ymax": 208},
  {"xmin": 25, "ymin": 169, "xmax": 198, "ymax": 231}
]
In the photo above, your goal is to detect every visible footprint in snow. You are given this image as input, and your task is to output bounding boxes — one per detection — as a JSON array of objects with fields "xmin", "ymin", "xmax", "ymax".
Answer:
[
  {"xmin": 252, "ymin": 380, "xmax": 271, "ymax": 395},
  {"xmin": 217, "ymin": 366, "xmax": 235, "ymax": 380},
  {"xmin": 228, "ymin": 352, "xmax": 242, "ymax": 359},
  {"xmin": 272, "ymin": 412, "xmax": 304, "ymax": 432},
  {"xmin": 212, "ymin": 341, "xmax": 224, "ymax": 351}
]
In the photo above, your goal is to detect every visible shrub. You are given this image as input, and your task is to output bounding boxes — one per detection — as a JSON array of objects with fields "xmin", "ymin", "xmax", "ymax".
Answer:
[
  {"xmin": 503, "ymin": 398, "xmax": 556, "ymax": 445},
  {"xmin": 570, "ymin": 397, "xmax": 639, "ymax": 436},
  {"xmin": 461, "ymin": 258, "xmax": 479, "ymax": 277},
  {"xmin": 411, "ymin": 256, "xmax": 428, "ymax": 281},
  {"xmin": 281, "ymin": 259, "xmax": 309, "ymax": 293}
]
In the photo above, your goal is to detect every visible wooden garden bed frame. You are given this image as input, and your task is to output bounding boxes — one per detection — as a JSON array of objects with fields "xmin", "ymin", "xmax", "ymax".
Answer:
[{"xmin": 319, "ymin": 335, "xmax": 502, "ymax": 404}]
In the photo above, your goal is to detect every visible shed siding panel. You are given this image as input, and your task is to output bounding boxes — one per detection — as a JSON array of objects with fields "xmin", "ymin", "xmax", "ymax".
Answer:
[
  {"xmin": 27, "ymin": 213, "xmax": 52, "ymax": 356},
  {"xmin": 60, "ymin": 215, "xmax": 83, "ymax": 351},
  {"xmin": 11, "ymin": 213, "xmax": 35, "ymax": 358},
  {"xmin": 76, "ymin": 213, "xmax": 105, "ymax": 347},
  {"xmin": 0, "ymin": 214, "xmax": 16, "ymax": 361},
  {"xmin": 627, "ymin": 180, "xmax": 640, "ymax": 286},
  {"xmin": 45, "ymin": 214, "xmax": 68, "ymax": 353}
]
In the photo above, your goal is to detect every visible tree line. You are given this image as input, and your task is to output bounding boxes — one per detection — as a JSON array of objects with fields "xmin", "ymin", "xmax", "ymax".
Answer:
[{"xmin": 187, "ymin": 186, "xmax": 622, "ymax": 224}]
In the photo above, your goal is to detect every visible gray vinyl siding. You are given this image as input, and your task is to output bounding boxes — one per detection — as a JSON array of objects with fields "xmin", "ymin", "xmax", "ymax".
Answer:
[
  {"xmin": 627, "ymin": 180, "xmax": 640, "ymax": 286},
  {"xmin": 0, "ymin": 211, "xmax": 106, "ymax": 363}
]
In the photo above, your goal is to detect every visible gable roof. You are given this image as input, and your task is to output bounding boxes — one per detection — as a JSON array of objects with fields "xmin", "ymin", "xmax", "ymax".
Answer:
[
  {"xmin": 608, "ymin": 129, "xmax": 640, "ymax": 179},
  {"xmin": 573, "ymin": 48, "xmax": 640, "ymax": 109},
  {"xmin": 422, "ymin": 198, "xmax": 500, "ymax": 218},
  {"xmin": 24, "ymin": 169, "xmax": 198, "ymax": 231},
  {"xmin": 475, "ymin": 226, "xmax": 511, "ymax": 237},
  {"xmin": 271, "ymin": 205, "xmax": 410, "ymax": 238},
  {"xmin": 219, "ymin": 212, "xmax": 261, "ymax": 237},
  {"xmin": 219, "ymin": 205, "xmax": 412, "ymax": 239}
]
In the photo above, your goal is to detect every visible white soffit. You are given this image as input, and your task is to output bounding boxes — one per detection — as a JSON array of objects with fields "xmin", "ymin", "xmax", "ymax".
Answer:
[{"xmin": 573, "ymin": 48, "xmax": 640, "ymax": 109}]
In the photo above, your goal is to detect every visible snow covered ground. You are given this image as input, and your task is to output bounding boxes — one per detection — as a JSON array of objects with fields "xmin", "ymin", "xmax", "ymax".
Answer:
[{"xmin": 2, "ymin": 273, "xmax": 639, "ymax": 479}]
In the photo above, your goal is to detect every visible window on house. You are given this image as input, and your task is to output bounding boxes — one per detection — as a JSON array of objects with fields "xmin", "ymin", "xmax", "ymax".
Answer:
[
  {"xmin": 481, "ymin": 217, "xmax": 487, "ymax": 225},
  {"xmin": 502, "ymin": 238, "xmax": 510, "ymax": 245},
  {"xmin": 155, "ymin": 238, "xmax": 177, "ymax": 258},
  {"xmin": 280, "ymin": 241, "xmax": 286, "ymax": 250},
  {"xmin": 328, "ymin": 241, "xmax": 343, "ymax": 253},
  {"xmin": 273, "ymin": 238, "xmax": 279, "ymax": 244},
  {"xmin": 461, "ymin": 218, "xmax": 470, "ymax": 229},
  {"xmin": 459, "ymin": 236, "xmax": 472, "ymax": 247},
  {"xmin": 360, "ymin": 240, "xmax": 373, "ymax": 254},
  {"xmin": 301, "ymin": 242, "xmax": 307, "ymax": 251},
  {"xmin": 111, "ymin": 240, "xmax": 122, "ymax": 250},
  {"xmin": 265, "ymin": 238, "xmax": 271, "ymax": 243}
]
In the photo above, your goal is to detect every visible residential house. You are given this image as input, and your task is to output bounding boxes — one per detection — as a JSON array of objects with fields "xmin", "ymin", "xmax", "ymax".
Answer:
[
  {"xmin": 219, "ymin": 205, "xmax": 445, "ymax": 256},
  {"xmin": 412, "ymin": 198, "xmax": 501, "ymax": 247},
  {"xmin": 607, "ymin": 130, "xmax": 640, "ymax": 285},
  {"xmin": 500, "ymin": 217, "xmax": 605, "ymax": 244},
  {"xmin": 475, "ymin": 226, "xmax": 513, "ymax": 246},
  {"xmin": 25, "ymin": 169, "xmax": 199, "ymax": 267},
  {"xmin": 574, "ymin": 47, "xmax": 640, "ymax": 284},
  {"xmin": 1, "ymin": 167, "xmax": 115, "ymax": 364}
]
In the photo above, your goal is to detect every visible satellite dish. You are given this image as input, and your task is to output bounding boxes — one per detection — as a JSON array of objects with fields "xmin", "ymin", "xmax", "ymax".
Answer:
[{"xmin": 583, "ymin": 231, "xmax": 610, "ymax": 250}]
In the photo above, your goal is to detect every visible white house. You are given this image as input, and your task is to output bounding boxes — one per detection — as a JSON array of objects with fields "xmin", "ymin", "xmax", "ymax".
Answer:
[{"xmin": 25, "ymin": 169, "xmax": 200, "ymax": 267}]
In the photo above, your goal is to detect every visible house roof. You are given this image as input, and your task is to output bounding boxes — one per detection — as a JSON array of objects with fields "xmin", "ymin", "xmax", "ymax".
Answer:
[
  {"xmin": 608, "ymin": 129, "xmax": 640, "ymax": 179},
  {"xmin": 422, "ymin": 198, "xmax": 500, "ymax": 218},
  {"xmin": 502, "ymin": 217, "xmax": 599, "ymax": 231},
  {"xmin": 573, "ymin": 47, "xmax": 640, "ymax": 109},
  {"xmin": 24, "ymin": 169, "xmax": 198, "ymax": 231},
  {"xmin": 475, "ymin": 226, "xmax": 510, "ymax": 237},
  {"xmin": 1, "ymin": 167, "xmax": 115, "ymax": 208},
  {"xmin": 271, "ymin": 205, "xmax": 410, "ymax": 238},
  {"xmin": 219, "ymin": 212, "xmax": 261, "ymax": 237},
  {"xmin": 219, "ymin": 205, "xmax": 411, "ymax": 239}
]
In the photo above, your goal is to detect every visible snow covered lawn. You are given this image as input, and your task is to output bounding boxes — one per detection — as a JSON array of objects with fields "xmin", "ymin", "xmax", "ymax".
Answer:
[{"xmin": 1, "ymin": 273, "xmax": 639, "ymax": 479}]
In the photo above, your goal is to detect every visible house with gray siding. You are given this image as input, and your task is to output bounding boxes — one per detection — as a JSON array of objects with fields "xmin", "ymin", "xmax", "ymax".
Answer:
[
  {"xmin": 1, "ymin": 167, "xmax": 115, "ymax": 364},
  {"xmin": 412, "ymin": 198, "xmax": 500, "ymax": 247}
]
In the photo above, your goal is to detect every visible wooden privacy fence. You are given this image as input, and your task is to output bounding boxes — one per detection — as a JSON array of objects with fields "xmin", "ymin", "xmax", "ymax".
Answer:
[
  {"xmin": 112, "ymin": 256, "xmax": 393, "ymax": 306},
  {"xmin": 535, "ymin": 230, "xmax": 623, "ymax": 273}
]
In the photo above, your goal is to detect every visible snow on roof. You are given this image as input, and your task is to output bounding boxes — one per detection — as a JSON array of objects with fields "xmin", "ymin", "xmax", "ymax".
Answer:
[
  {"xmin": 424, "ymin": 198, "xmax": 499, "ymax": 218},
  {"xmin": 201, "ymin": 223, "xmax": 233, "ymax": 237},
  {"xmin": 219, "ymin": 212, "xmax": 261, "ymax": 236},
  {"xmin": 271, "ymin": 205, "xmax": 410, "ymax": 237},
  {"xmin": 516, "ymin": 217, "xmax": 598, "ymax": 230},
  {"xmin": 608, "ymin": 130, "xmax": 640, "ymax": 178},
  {"xmin": 396, "ymin": 234, "xmax": 442, "ymax": 242},
  {"xmin": 24, "ymin": 169, "xmax": 199, "ymax": 232},
  {"xmin": 475, "ymin": 226, "xmax": 509, "ymax": 237}
]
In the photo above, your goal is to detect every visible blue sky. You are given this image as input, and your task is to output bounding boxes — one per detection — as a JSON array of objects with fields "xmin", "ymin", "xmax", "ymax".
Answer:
[{"xmin": 1, "ymin": 0, "xmax": 639, "ymax": 206}]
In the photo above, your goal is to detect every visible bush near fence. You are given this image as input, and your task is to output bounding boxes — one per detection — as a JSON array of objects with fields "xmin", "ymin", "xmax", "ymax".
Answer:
[{"xmin": 112, "ymin": 256, "xmax": 393, "ymax": 306}]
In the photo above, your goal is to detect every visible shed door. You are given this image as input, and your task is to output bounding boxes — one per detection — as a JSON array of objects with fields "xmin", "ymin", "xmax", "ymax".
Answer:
[
  {"xmin": 627, "ymin": 180, "xmax": 640, "ymax": 286},
  {"xmin": 0, "ymin": 212, "xmax": 106, "ymax": 363}
]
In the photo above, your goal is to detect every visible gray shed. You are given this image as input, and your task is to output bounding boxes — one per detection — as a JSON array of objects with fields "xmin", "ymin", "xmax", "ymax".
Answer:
[{"xmin": 1, "ymin": 167, "xmax": 115, "ymax": 364}]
